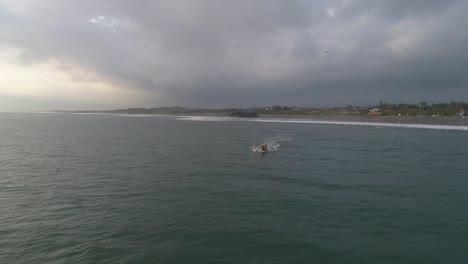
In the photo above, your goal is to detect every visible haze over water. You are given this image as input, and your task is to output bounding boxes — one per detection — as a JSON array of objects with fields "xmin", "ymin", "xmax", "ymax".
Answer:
[{"xmin": 1, "ymin": 113, "xmax": 468, "ymax": 263}]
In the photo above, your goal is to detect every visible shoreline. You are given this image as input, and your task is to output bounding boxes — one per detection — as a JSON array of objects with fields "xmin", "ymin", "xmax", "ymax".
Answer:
[
  {"xmin": 172, "ymin": 113, "xmax": 468, "ymax": 126},
  {"xmin": 41, "ymin": 111, "xmax": 468, "ymax": 126},
  {"xmin": 256, "ymin": 114, "xmax": 468, "ymax": 126}
]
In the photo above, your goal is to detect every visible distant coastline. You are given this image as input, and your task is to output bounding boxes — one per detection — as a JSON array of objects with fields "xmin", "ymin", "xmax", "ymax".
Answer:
[
  {"xmin": 54, "ymin": 101, "xmax": 465, "ymax": 117},
  {"xmin": 54, "ymin": 101, "xmax": 467, "ymax": 117},
  {"xmin": 52, "ymin": 104, "xmax": 468, "ymax": 126},
  {"xmin": 257, "ymin": 114, "xmax": 467, "ymax": 126}
]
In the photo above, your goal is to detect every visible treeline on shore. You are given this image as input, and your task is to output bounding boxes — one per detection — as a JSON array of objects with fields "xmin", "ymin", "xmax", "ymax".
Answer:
[
  {"xmin": 253, "ymin": 101, "xmax": 467, "ymax": 116},
  {"xmin": 376, "ymin": 102, "xmax": 466, "ymax": 116},
  {"xmin": 62, "ymin": 101, "xmax": 467, "ymax": 117}
]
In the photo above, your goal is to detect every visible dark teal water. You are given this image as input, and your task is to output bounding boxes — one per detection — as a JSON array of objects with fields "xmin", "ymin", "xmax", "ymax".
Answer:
[{"xmin": 1, "ymin": 113, "xmax": 467, "ymax": 264}]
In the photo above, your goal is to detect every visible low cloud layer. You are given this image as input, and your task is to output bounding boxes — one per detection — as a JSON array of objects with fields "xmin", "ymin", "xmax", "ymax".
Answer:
[{"xmin": 1, "ymin": 0, "xmax": 467, "ymax": 110}]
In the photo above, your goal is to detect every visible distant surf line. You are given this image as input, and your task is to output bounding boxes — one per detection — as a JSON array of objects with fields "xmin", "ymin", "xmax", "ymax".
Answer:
[
  {"xmin": 43, "ymin": 112, "xmax": 169, "ymax": 118},
  {"xmin": 175, "ymin": 116, "xmax": 468, "ymax": 131}
]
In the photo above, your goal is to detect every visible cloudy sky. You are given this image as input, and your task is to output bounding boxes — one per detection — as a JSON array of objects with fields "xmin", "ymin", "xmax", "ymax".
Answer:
[{"xmin": 0, "ymin": 0, "xmax": 467, "ymax": 111}]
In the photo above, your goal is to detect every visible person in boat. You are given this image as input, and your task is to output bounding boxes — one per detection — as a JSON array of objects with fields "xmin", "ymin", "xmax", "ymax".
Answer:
[{"xmin": 260, "ymin": 144, "xmax": 268, "ymax": 152}]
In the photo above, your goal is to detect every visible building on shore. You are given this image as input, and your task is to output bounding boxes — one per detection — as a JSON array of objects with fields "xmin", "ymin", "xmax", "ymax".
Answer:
[{"xmin": 368, "ymin": 108, "xmax": 383, "ymax": 115}]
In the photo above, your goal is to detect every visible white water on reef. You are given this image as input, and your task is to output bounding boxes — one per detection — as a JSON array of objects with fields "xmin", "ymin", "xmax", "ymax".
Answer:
[{"xmin": 175, "ymin": 116, "xmax": 468, "ymax": 131}]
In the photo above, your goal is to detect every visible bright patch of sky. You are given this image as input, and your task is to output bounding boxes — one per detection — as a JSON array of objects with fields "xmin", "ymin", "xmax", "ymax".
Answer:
[
  {"xmin": 0, "ymin": 46, "xmax": 145, "ymax": 111},
  {"xmin": 88, "ymin": 15, "xmax": 119, "ymax": 31},
  {"xmin": 326, "ymin": 8, "xmax": 336, "ymax": 18}
]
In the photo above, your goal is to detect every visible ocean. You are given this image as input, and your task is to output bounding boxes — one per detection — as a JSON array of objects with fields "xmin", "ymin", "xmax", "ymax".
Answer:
[{"xmin": 1, "ymin": 113, "xmax": 467, "ymax": 263}]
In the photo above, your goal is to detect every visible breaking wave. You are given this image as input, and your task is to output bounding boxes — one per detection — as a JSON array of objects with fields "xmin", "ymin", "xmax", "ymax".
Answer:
[{"xmin": 174, "ymin": 116, "xmax": 468, "ymax": 131}]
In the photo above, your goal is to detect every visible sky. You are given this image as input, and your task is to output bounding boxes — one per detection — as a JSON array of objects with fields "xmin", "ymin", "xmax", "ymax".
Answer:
[{"xmin": 0, "ymin": 0, "xmax": 467, "ymax": 111}]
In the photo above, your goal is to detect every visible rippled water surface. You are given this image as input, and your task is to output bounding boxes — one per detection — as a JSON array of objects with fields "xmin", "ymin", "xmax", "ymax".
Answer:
[{"xmin": 1, "ymin": 113, "xmax": 467, "ymax": 263}]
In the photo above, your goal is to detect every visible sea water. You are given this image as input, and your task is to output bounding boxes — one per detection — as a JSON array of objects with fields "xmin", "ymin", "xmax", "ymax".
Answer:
[{"xmin": 1, "ymin": 113, "xmax": 467, "ymax": 263}]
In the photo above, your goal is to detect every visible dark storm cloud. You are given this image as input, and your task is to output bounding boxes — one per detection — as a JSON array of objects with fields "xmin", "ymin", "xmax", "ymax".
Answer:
[{"xmin": 1, "ymin": 0, "xmax": 467, "ymax": 107}]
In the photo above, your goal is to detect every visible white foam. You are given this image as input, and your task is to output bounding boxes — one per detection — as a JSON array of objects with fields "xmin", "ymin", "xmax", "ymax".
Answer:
[
  {"xmin": 175, "ymin": 116, "xmax": 468, "ymax": 131},
  {"xmin": 72, "ymin": 112, "xmax": 110, "ymax": 115},
  {"xmin": 54, "ymin": 112, "xmax": 167, "ymax": 118},
  {"xmin": 175, "ymin": 116, "xmax": 241, "ymax": 122},
  {"xmin": 118, "ymin": 114, "xmax": 167, "ymax": 118},
  {"xmin": 253, "ymin": 118, "xmax": 468, "ymax": 131},
  {"xmin": 251, "ymin": 146, "xmax": 266, "ymax": 153},
  {"xmin": 251, "ymin": 144, "xmax": 280, "ymax": 153}
]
